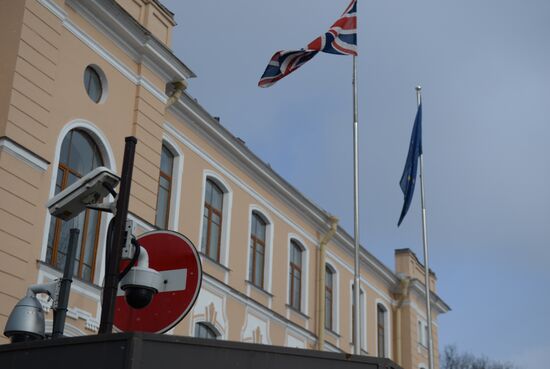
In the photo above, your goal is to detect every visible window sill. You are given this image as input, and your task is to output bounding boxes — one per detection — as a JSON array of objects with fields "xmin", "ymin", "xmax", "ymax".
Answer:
[
  {"xmin": 37, "ymin": 261, "xmax": 103, "ymax": 293},
  {"xmin": 325, "ymin": 328, "xmax": 340, "ymax": 339},
  {"xmin": 199, "ymin": 252, "xmax": 231, "ymax": 272},
  {"xmin": 245, "ymin": 280, "xmax": 273, "ymax": 297},
  {"xmin": 418, "ymin": 342, "xmax": 429, "ymax": 350},
  {"xmin": 348, "ymin": 343, "xmax": 369, "ymax": 355},
  {"xmin": 285, "ymin": 304, "xmax": 310, "ymax": 320}
]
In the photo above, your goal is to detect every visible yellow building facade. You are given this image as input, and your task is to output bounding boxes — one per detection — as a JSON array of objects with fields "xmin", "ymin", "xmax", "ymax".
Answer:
[{"xmin": 0, "ymin": 1, "xmax": 450, "ymax": 369}]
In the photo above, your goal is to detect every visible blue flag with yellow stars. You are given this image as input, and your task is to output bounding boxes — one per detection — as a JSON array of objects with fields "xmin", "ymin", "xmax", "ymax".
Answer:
[{"xmin": 398, "ymin": 104, "xmax": 422, "ymax": 226}]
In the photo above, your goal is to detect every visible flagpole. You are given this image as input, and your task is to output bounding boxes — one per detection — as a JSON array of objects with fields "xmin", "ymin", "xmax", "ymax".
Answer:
[
  {"xmin": 416, "ymin": 86, "xmax": 434, "ymax": 369},
  {"xmin": 352, "ymin": 55, "xmax": 361, "ymax": 356}
]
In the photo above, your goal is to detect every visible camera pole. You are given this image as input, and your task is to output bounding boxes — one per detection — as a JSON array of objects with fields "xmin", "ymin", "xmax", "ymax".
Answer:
[
  {"xmin": 52, "ymin": 228, "xmax": 79, "ymax": 338},
  {"xmin": 99, "ymin": 136, "xmax": 137, "ymax": 334}
]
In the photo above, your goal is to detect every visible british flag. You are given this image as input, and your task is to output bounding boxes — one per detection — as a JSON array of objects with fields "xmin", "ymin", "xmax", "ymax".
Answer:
[{"xmin": 259, "ymin": 0, "xmax": 357, "ymax": 88}]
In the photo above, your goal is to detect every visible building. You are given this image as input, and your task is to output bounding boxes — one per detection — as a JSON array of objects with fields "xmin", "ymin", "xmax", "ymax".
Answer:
[{"xmin": 0, "ymin": 1, "xmax": 450, "ymax": 369}]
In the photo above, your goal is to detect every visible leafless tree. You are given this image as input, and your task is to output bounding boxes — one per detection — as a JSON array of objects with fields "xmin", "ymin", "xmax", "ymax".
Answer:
[{"xmin": 441, "ymin": 345, "xmax": 519, "ymax": 369}]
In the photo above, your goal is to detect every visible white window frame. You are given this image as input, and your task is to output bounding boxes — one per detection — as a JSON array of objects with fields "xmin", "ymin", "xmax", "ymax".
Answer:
[
  {"xmin": 375, "ymin": 299, "xmax": 392, "ymax": 359},
  {"xmin": 349, "ymin": 280, "xmax": 367, "ymax": 352},
  {"xmin": 159, "ymin": 134, "xmax": 184, "ymax": 231},
  {"xmin": 418, "ymin": 319, "xmax": 429, "ymax": 347},
  {"xmin": 324, "ymin": 261, "xmax": 340, "ymax": 334},
  {"xmin": 39, "ymin": 119, "xmax": 116, "ymax": 286},
  {"xmin": 198, "ymin": 170, "xmax": 233, "ymax": 268},
  {"xmin": 245, "ymin": 206, "xmax": 274, "ymax": 292},
  {"xmin": 286, "ymin": 234, "xmax": 309, "ymax": 314},
  {"xmin": 194, "ymin": 321, "xmax": 221, "ymax": 339}
]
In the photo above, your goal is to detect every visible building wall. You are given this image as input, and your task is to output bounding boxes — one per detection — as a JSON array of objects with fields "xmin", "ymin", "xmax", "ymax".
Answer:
[{"xmin": 0, "ymin": 2, "xmax": 449, "ymax": 369}]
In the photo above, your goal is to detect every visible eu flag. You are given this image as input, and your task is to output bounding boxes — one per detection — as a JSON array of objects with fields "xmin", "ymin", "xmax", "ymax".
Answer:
[{"xmin": 398, "ymin": 104, "xmax": 422, "ymax": 226}]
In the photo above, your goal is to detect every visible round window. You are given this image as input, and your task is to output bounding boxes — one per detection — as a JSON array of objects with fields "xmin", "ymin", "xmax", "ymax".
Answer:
[{"xmin": 83, "ymin": 66, "xmax": 104, "ymax": 103}]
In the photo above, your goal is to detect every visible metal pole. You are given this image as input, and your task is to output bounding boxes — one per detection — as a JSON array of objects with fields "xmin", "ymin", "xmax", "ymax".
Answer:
[
  {"xmin": 52, "ymin": 228, "xmax": 80, "ymax": 338},
  {"xmin": 99, "ymin": 136, "xmax": 137, "ymax": 334},
  {"xmin": 352, "ymin": 55, "xmax": 361, "ymax": 355},
  {"xmin": 416, "ymin": 86, "xmax": 434, "ymax": 369}
]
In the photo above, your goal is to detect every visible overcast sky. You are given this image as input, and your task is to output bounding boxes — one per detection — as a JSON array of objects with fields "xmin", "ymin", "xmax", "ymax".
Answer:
[{"xmin": 162, "ymin": 1, "xmax": 550, "ymax": 367}]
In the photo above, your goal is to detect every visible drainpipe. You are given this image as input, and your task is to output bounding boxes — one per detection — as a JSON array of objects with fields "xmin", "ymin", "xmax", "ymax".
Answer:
[
  {"xmin": 394, "ymin": 275, "xmax": 411, "ymax": 366},
  {"xmin": 317, "ymin": 215, "xmax": 339, "ymax": 351},
  {"xmin": 166, "ymin": 80, "xmax": 188, "ymax": 107}
]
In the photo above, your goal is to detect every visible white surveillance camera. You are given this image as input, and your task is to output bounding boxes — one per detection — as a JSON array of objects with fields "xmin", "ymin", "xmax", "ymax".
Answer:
[
  {"xmin": 120, "ymin": 266, "xmax": 163, "ymax": 309},
  {"xmin": 119, "ymin": 245, "xmax": 163, "ymax": 309},
  {"xmin": 46, "ymin": 166, "xmax": 120, "ymax": 221}
]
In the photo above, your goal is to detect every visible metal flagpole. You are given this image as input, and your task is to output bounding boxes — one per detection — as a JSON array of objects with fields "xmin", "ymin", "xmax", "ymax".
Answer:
[
  {"xmin": 352, "ymin": 55, "xmax": 361, "ymax": 356},
  {"xmin": 416, "ymin": 86, "xmax": 434, "ymax": 369}
]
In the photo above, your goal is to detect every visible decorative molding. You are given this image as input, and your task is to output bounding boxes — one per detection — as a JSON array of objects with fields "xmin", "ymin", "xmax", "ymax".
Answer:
[
  {"xmin": 203, "ymin": 273, "xmax": 317, "ymax": 343},
  {"xmin": 38, "ymin": 296, "xmax": 99, "ymax": 332},
  {"xmin": 0, "ymin": 137, "xmax": 49, "ymax": 171}
]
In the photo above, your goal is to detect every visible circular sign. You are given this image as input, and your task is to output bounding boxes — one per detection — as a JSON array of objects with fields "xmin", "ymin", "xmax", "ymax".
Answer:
[{"xmin": 114, "ymin": 230, "xmax": 202, "ymax": 333}]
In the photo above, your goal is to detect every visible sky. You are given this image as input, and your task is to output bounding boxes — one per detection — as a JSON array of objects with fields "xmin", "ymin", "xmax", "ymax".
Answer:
[{"xmin": 161, "ymin": 1, "xmax": 550, "ymax": 367}]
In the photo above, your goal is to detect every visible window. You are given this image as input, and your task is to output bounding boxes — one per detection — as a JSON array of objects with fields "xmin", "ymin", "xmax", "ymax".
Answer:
[
  {"xmin": 351, "ymin": 285, "xmax": 364, "ymax": 346},
  {"xmin": 377, "ymin": 304, "xmax": 387, "ymax": 357},
  {"xmin": 288, "ymin": 240, "xmax": 303, "ymax": 310},
  {"xmin": 194, "ymin": 322, "xmax": 219, "ymax": 339},
  {"xmin": 325, "ymin": 265, "xmax": 334, "ymax": 330},
  {"xmin": 155, "ymin": 145, "xmax": 174, "ymax": 229},
  {"xmin": 46, "ymin": 129, "xmax": 103, "ymax": 282},
  {"xmin": 83, "ymin": 66, "xmax": 104, "ymax": 103},
  {"xmin": 249, "ymin": 212, "xmax": 266, "ymax": 287},
  {"xmin": 201, "ymin": 179, "xmax": 223, "ymax": 261},
  {"xmin": 418, "ymin": 320, "xmax": 428, "ymax": 346}
]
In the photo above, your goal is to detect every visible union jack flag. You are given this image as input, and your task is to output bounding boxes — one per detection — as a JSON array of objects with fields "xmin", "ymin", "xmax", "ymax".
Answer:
[{"xmin": 259, "ymin": 0, "xmax": 357, "ymax": 88}]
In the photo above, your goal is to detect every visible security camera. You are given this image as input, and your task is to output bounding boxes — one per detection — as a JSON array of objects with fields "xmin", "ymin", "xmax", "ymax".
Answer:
[
  {"xmin": 4, "ymin": 296, "xmax": 45, "ymax": 343},
  {"xmin": 47, "ymin": 166, "xmax": 120, "ymax": 221},
  {"xmin": 4, "ymin": 282, "xmax": 57, "ymax": 343},
  {"xmin": 119, "ymin": 246, "xmax": 162, "ymax": 309}
]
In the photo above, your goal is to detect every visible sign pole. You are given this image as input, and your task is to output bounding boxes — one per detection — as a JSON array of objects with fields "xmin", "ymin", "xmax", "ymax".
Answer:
[
  {"xmin": 99, "ymin": 136, "xmax": 137, "ymax": 334},
  {"xmin": 417, "ymin": 86, "xmax": 434, "ymax": 369}
]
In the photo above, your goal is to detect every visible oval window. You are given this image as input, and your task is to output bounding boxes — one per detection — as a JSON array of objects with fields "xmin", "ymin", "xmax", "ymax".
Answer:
[{"xmin": 83, "ymin": 66, "xmax": 104, "ymax": 103}]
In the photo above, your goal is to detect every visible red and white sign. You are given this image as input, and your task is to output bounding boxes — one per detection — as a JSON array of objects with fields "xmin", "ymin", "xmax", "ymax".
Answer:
[{"xmin": 114, "ymin": 230, "xmax": 202, "ymax": 333}]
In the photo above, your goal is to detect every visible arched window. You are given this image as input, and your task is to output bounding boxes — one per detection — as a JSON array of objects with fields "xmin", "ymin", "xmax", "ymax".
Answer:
[
  {"xmin": 46, "ymin": 129, "xmax": 103, "ymax": 282},
  {"xmin": 249, "ymin": 212, "xmax": 267, "ymax": 287},
  {"xmin": 155, "ymin": 144, "xmax": 174, "ymax": 229},
  {"xmin": 201, "ymin": 179, "xmax": 224, "ymax": 261},
  {"xmin": 325, "ymin": 265, "xmax": 335, "ymax": 330},
  {"xmin": 194, "ymin": 322, "xmax": 219, "ymax": 339},
  {"xmin": 377, "ymin": 303, "xmax": 387, "ymax": 357},
  {"xmin": 288, "ymin": 240, "xmax": 303, "ymax": 310}
]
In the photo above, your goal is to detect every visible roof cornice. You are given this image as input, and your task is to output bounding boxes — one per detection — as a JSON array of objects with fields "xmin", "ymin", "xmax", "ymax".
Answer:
[
  {"xmin": 64, "ymin": 0, "xmax": 195, "ymax": 81},
  {"xmin": 410, "ymin": 279, "xmax": 451, "ymax": 314},
  {"xmin": 169, "ymin": 94, "xmax": 401, "ymax": 288}
]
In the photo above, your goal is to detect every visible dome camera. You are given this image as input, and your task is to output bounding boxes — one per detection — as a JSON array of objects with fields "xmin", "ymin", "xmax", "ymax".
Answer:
[
  {"xmin": 120, "ymin": 265, "xmax": 163, "ymax": 309},
  {"xmin": 3, "ymin": 282, "xmax": 58, "ymax": 343},
  {"xmin": 4, "ymin": 295, "xmax": 45, "ymax": 343}
]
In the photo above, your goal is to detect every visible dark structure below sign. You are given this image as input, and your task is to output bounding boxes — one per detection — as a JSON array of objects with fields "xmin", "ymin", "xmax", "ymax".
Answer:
[{"xmin": 0, "ymin": 333, "xmax": 403, "ymax": 369}]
